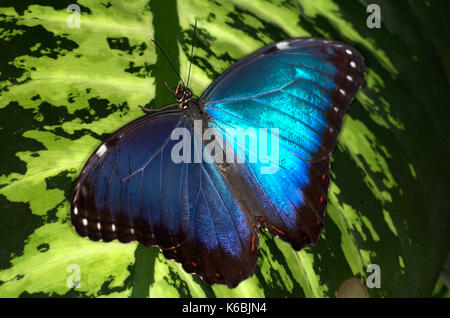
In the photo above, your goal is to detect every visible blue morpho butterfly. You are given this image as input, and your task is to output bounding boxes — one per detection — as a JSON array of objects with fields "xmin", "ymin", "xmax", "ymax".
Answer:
[{"xmin": 71, "ymin": 34, "xmax": 365, "ymax": 287}]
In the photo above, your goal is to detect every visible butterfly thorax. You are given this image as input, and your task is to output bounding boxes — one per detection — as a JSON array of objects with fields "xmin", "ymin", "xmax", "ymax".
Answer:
[
  {"xmin": 175, "ymin": 84, "xmax": 193, "ymax": 110},
  {"xmin": 175, "ymin": 83, "xmax": 209, "ymax": 127}
]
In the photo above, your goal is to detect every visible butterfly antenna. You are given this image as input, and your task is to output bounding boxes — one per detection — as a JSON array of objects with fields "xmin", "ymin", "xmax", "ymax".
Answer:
[
  {"xmin": 151, "ymin": 39, "xmax": 185, "ymax": 86},
  {"xmin": 186, "ymin": 18, "xmax": 197, "ymax": 89}
]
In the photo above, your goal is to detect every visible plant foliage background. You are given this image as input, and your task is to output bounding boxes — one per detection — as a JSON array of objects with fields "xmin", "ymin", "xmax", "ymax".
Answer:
[{"xmin": 0, "ymin": 0, "xmax": 449, "ymax": 297}]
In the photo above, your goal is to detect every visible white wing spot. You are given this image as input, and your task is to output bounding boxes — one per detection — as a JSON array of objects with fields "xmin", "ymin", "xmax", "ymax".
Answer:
[
  {"xmin": 130, "ymin": 228, "xmax": 135, "ymax": 235},
  {"xmin": 333, "ymin": 106, "xmax": 339, "ymax": 112},
  {"xmin": 97, "ymin": 222, "xmax": 101, "ymax": 230},
  {"xmin": 329, "ymin": 127, "xmax": 334, "ymax": 133},
  {"xmin": 350, "ymin": 61, "xmax": 357, "ymax": 68},
  {"xmin": 73, "ymin": 206, "xmax": 78, "ymax": 215},
  {"xmin": 345, "ymin": 49, "xmax": 353, "ymax": 55},
  {"xmin": 276, "ymin": 41, "xmax": 290, "ymax": 50},
  {"xmin": 111, "ymin": 224, "xmax": 116, "ymax": 232},
  {"xmin": 82, "ymin": 218, "xmax": 88, "ymax": 226},
  {"xmin": 339, "ymin": 88, "xmax": 346, "ymax": 96},
  {"xmin": 96, "ymin": 144, "xmax": 108, "ymax": 157},
  {"xmin": 346, "ymin": 75, "xmax": 354, "ymax": 82}
]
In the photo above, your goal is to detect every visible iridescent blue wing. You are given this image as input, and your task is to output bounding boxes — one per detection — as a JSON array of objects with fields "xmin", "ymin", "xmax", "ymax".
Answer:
[
  {"xmin": 71, "ymin": 110, "xmax": 258, "ymax": 286},
  {"xmin": 200, "ymin": 38, "xmax": 365, "ymax": 250}
]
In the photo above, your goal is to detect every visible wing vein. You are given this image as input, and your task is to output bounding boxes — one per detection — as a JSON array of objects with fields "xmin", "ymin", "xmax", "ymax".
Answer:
[{"xmin": 122, "ymin": 116, "xmax": 184, "ymax": 182}]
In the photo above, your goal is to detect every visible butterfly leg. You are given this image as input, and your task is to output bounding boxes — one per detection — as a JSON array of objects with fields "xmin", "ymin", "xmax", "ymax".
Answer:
[
  {"xmin": 164, "ymin": 81, "xmax": 175, "ymax": 93},
  {"xmin": 139, "ymin": 103, "xmax": 178, "ymax": 113}
]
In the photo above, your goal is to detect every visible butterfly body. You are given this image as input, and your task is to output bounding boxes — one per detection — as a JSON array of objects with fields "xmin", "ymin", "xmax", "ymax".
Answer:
[{"xmin": 71, "ymin": 38, "xmax": 365, "ymax": 287}]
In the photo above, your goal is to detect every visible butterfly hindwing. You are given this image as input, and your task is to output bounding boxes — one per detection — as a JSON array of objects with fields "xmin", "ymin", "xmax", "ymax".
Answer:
[
  {"xmin": 201, "ymin": 38, "xmax": 365, "ymax": 250},
  {"xmin": 164, "ymin": 159, "xmax": 259, "ymax": 288}
]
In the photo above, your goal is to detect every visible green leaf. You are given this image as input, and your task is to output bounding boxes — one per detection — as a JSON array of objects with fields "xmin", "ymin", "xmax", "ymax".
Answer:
[{"xmin": 0, "ymin": 0, "xmax": 448, "ymax": 297}]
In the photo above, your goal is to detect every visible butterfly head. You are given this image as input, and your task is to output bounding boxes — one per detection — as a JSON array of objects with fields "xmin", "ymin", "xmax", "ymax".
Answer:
[{"xmin": 175, "ymin": 84, "xmax": 193, "ymax": 110}]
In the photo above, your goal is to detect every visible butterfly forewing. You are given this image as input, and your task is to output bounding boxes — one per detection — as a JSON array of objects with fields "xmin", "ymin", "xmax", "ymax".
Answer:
[
  {"xmin": 201, "ymin": 38, "xmax": 365, "ymax": 251},
  {"xmin": 72, "ymin": 110, "xmax": 193, "ymax": 248}
]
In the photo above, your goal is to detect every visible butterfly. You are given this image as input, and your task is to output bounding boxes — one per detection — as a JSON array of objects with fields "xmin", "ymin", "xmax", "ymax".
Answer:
[{"xmin": 71, "ymin": 37, "xmax": 365, "ymax": 288}]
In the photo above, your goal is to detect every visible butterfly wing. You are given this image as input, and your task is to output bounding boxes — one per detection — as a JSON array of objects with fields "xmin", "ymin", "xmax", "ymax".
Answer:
[
  {"xmin": 71, "ymin": 109, "xmax": 194, "ymax": 249},
  {"xmin": 163, "ymin": 159, "xmax": 259, "ymax": 288},
  {"xmin": 201, "ymin": 38, "xmax": 365, "ymax": 250},
  {"xmin": 71, "ymin": 109, "xmax": 258, "ymax": 286}
]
